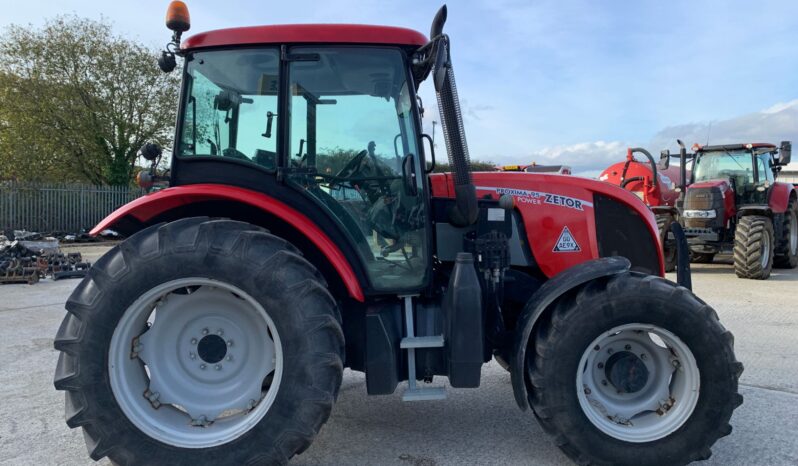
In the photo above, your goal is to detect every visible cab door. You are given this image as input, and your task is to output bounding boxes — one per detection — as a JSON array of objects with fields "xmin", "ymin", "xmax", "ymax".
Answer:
[{"xmin": 284, "ymin": 46, "xmax": 430, "ymax": 292}]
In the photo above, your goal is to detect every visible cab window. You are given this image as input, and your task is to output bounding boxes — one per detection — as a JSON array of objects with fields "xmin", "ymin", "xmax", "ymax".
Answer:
[{"xmin": 178, "ymin": 49, "xmax": 280, "ymax": 169}]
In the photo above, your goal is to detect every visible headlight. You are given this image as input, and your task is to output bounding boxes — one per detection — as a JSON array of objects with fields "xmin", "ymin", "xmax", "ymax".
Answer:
[{"xmin": 683, "ymin": 209, "xmax": 717, "ymax": 219}]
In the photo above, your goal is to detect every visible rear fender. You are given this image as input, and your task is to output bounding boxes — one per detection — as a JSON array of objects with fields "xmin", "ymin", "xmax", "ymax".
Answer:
[
  {"xmin": 510, "ymin": 256, "xmax": 631, "ymax": 410},
  {"xmin": 91, "ymin": 184, "xmax": 365, "ymax": 301},
  {"xmin": 769, "ymin": 182, "xmax": 797, "ymax": 213}
]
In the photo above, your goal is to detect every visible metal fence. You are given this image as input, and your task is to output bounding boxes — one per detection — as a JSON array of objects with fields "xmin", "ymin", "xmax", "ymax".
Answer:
[{"xmin": 0, "ymin": 182, "xmax": 144, "ymax": 234}]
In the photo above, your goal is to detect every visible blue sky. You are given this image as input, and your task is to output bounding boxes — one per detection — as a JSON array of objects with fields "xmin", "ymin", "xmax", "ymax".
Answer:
[{"xmin": 2, "ymin": 0, "xmax": 798, "ymax": 172}]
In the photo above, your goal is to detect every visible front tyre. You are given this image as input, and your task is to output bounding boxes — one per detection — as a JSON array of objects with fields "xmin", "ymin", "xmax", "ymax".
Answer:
[
  {"xmin": 527, "ymin": 273, "xmax": 742, "ymax": 466},
  {"xmin": 774, "ymin": 197, "xmax": 798, "ymax": 269},
  {"xmin": 733, "ymin": 215, "xmax": 774, "ymax": 279},
  {"xmin": 53, "ymin": 218, "xmax": 344, "ymax": 465}
]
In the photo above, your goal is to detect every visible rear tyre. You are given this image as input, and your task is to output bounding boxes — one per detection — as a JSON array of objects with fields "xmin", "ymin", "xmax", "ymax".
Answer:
[
  {"xmin": 733, "ymin": 215, "xmax": 774, "ymax": 279},
  {"xmin": 527, "ymin": 273, "xmax": 742, "ymax": 466},
  {"xmin": 656, "ymin": 213, "xmax": 677, "ymax": 272},
  {"xmin": 774, "ymin": 197, "xmax": 798, "ymax": 269},
  {"xmin": 53, "ymin": 218, "xmax": 344, "ymax": 465},
  {"xmin": 689, "ymin": 252, "xmax": 715, "ymax": 264}
]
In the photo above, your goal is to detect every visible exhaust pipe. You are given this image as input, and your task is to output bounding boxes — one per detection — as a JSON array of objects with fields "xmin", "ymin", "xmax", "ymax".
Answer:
[
  {"xmin": 677, "ymin": 139, "xmax": 687, "ymax": 198},
  {"xmin": 430, "ymin": 6, "xmax": 478, "ymax": 226}
]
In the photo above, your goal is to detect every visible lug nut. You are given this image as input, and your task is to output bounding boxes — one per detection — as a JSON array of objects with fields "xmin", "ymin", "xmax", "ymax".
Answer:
[
  {"xmin": 217, "ymin": 329, "xmax": 224, "ymax": 336},
  {"xmin": 191, "ymin": 338, "xmax": 197, "ymax": 345},
  {"xmin": 640, "ymin": 353, "xmax": 647, "ymax": 360},
  {"xmin": 200, "ymin": 364, "xmax": 207, "ymax": 370},
  {"xmin": 227, "ymin": 340, "xmax": 233, "ymax": 347},
  {"xmin": 601, "ymin": 380, "xmax": 608, "ymax": 386},
  {"xmin": 594, "ymin": 345, "xmax": 600, "ymax": 351},
  {"xmin": 190, "ymin": 352, "xmax": 196, "ymax": 360},
  {"xmin": 202, "ymin": 328, "xmax": 209, "ymax": 335},
  {"xmin": 607, "ymin": 348, "xmax": 614, "ymax": 354},
  {"xmin": 597, "ymin": 362, "xmax": 604, "ymax": 369},
  {"xmin": 625, "ymin": 344, "xmax": 632, "ymax": 350},
  {"xmin": 215, "ymin": 364, "xmax": 222, "ymax": 370},
  {"xmin": 226, "ymin": 356, "xmax": 233, "ymax": 362}
]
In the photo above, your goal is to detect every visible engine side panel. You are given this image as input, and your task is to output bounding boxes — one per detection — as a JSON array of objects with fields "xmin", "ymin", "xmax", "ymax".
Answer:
[{"xmin": 429, "ymin": 172, "xmax": 664, "ymax": 277}]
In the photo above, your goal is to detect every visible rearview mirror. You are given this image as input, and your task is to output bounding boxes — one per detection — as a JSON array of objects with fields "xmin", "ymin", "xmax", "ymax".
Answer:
[
  {"xmin": 778, "ymin": 141, "xmax": 791, "ymax": 165},
  {"xmin": 659, "ymin": 149, "xmax": 670, "ymax": 170}
]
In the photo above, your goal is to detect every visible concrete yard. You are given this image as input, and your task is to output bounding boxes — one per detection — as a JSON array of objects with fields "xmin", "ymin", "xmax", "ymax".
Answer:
[{"xmin": 0, "ymin": 244, "xmax": 796, "ymax": 465}]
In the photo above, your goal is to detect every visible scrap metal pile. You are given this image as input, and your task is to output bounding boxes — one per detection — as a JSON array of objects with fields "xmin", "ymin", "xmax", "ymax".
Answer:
[{"xmin": 0, "ymin": 231, "xmax": 92, "ymax": 285}]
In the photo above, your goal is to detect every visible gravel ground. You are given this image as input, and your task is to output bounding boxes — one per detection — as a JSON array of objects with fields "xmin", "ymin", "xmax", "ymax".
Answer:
[{"xmin": 0, "ymin": 244, "xmax": 796, "ymax": 466}]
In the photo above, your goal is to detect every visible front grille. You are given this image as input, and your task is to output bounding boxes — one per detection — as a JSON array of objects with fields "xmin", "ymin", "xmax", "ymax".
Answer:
[
  {"xmin": 593, "ymin": 194, "xmax": 660, "ymax": 275},
  {"xmin": 684, "ymin": 187, "xmax": 724, "ymax": 228}
]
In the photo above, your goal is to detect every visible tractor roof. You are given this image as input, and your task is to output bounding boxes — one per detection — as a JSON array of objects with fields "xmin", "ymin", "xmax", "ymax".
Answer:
[
  {"xmin": 699, "ymin": 143, "xmax": 777, "ymax": 152},
  {"xmin": 182, "ymin": 24, "xmax": 428, "ymax": 50}
]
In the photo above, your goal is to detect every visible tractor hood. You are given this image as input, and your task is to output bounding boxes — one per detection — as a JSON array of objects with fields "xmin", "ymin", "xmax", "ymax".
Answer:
[
  {"xmin": 689, "ymin": 179, "xmax": 732, "ymax": 191},
  {"xmin": 429, "ymin": 172, "xmax": 664, "ymax": 277}
]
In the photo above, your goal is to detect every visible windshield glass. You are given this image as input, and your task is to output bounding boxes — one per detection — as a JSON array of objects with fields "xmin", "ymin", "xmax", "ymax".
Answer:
[
  {"xmin": 178, "ymin": 48, "xmax": 280, "ymax": 169},
  {"xmin": 693, "ymin": 150, "xmax": 754, "ymax": 185}
]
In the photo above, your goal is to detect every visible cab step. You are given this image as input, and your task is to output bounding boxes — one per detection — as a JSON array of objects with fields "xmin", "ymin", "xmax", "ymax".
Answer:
[{"xmin": 400, "ymin": 295, "xmax": 447, "ymax": 402}]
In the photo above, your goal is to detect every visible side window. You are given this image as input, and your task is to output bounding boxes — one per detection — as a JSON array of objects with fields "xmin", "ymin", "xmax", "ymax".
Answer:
[
  {"xmin": 179, "ymin": 49, "xmax": 279, "ymax": 169},
  {"xmin": 759, "ymin": 155, "xmax": 774, "ymax": 183}
]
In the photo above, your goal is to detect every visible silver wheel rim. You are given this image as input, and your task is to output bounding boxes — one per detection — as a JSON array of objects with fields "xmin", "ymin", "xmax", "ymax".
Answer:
[
  {"xmin": 576, "ymin": 323, "xmax": 700, "ymax": 443},
  {"xmin": 789, "ymin": 211, "xmax": 797, "ymax": 255},
  {"xmin": 109, "ymin": 278, "xmax": 283, "ymax": 448},
  {"xmin": 761, "ymin": 230, "xmax": 771, "ymax": 269}
]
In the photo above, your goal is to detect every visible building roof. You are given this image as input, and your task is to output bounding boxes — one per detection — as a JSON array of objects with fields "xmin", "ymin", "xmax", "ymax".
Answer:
[{"xmin": 182, "ymin": 24, "xmax": 428, "ymax": 50}]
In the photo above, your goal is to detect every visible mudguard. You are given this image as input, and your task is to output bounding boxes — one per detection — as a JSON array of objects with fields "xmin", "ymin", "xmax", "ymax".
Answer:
[
  {"xmin": 90, "ymin": 184, "xmax": 365, "ymax": 301},
  {"xmin": 510, "ymin": 256, "xmax": 631, "ymax": 410}
]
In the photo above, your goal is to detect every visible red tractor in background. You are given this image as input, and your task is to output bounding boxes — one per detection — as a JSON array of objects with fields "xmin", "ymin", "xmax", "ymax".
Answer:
[
  {"xmin": 665, "ymin": 141, "xmax": 798, "ymax": 279},
  {"xmin": 53, "ymin": 3, "xmax": 742, "ymax": 466},
  {"xmin": 498, "ymin": 163, "xmax": 572, "ymax": 174},
  {"xmin": 599, "ymin": 146, "xmax": 685, "ymax": 271}
]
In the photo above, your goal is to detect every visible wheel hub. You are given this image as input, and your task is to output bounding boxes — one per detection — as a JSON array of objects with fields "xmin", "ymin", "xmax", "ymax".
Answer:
[
  {"xmin": 197, "ymin": 334, "xmax": 227, "ymax": 364},
  {"xmin": 109, "ymin": 278, "xmax": 283, "ymax": 448},
  {"xmin": 576, "ymin": 324, "xmax": 700, "ymax": 442},
  {"xmin": 137, "ymin": 287, "xmax": 275, "ymax": 421},
  {"xmin": 605, "ymin": 351, "xmax": 649, "ymax": 394}
]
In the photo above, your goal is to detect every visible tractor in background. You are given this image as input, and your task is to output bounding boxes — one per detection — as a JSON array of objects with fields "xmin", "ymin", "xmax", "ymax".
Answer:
[
  {"xmin": 498, "ymin": 163, "xmax": 572, "ymax": 174},
  {"xmin": 661, "ymin": 141, "xmax": 798, "ymax": 279},
  {"xmin": 53, "ymin": 3, "xmax": 742, "ymax": 465},
  {"xmin": 599, "ymin": 146, "xmax": 684, "ymax": 271}
]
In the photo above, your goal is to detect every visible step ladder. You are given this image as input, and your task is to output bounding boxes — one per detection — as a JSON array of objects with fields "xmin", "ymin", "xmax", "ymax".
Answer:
[{"xmin": 400, "ymin": 295, "xmax": 447, "ymax": 401}]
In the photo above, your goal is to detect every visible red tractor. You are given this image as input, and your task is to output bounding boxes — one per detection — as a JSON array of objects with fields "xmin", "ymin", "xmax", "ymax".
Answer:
[
  {"xmin": 499, "ymin": 163, "xmax": 572, "ymax": 174},
  {"xmin": 599, "ymin": 147, "xmax": 685, "ymax": 271},
  {"xmin": 54, "ymin": 3, "xmax": 742, "ymax": 465},
  {"xmin": 659, "ymin": 141, "xmax": 798, "ymax": 279}
]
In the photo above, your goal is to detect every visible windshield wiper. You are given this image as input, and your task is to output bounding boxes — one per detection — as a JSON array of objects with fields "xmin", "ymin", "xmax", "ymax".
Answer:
[{"xmin": 723, "ymin": 149, "xmax": 746, "ymax": 171}]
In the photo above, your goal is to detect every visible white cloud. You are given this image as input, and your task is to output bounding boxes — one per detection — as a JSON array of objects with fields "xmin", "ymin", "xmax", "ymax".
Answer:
[{"xmin": 489, "ymin": 99, "xmax": 798, "ymax": 176}]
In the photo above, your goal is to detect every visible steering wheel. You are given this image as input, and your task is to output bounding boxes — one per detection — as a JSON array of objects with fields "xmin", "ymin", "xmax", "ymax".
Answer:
[{"xmin": 334, "ymin": 149, "xmax": 369, "ymax": 181}]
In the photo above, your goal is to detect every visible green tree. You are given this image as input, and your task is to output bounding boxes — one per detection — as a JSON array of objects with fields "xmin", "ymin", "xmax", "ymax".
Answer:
[{"xmin": 0, "ymin": 16, "xmax": 179, "ymax": 185}]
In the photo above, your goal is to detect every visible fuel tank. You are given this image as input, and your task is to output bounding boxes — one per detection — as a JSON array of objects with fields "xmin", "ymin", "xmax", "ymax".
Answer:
[
  {"xmin": 599, "ymin": 160, "xmax": 682, "ymax": 207},
  {"xmin": 429, "ymin": 172, "xmax": 665, "ymax": 277}
]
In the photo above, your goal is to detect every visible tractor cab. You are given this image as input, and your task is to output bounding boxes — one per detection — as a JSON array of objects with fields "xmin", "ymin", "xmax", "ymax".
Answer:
[
  {"xmin": 691, "ymin": 143, "xmax": 781, "ymax": 205},
  {"xmin": 175, "ymin": 40, "xmax": 430, "ymax": 290}
]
